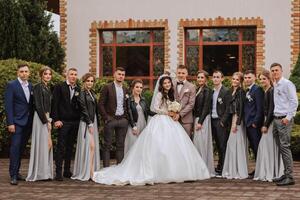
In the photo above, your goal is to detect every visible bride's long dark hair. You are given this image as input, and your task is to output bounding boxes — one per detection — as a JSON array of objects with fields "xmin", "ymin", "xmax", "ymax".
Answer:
[{"xmin": 158, "ymin": 76, "xmax": 175, "ymax": 102}]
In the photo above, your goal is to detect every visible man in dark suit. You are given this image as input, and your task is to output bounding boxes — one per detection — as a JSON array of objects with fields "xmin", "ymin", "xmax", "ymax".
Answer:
[
  {"xmin": 211, "ymin": 70, "xmax": 231, "ymax": 176},
  {"xmin": 99, "ymin": 67, "xmax": 128, "ymax": 167},
  {"xmin": 51, "ymin": 68, "xmax": 81, "ymax": 181},
  {"xmin": 4, "ymin": 63, "xmax": 33, "ymax": 185},
  {"xmin": 243, "ymin": 70, "xmax": 264, "ymax": 178}
]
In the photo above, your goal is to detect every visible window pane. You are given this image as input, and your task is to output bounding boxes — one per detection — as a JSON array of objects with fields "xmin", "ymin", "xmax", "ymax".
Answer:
[
  {"xmin": 203, "ymin": 45, "xmax": 238, "ymax": 76},
  {"xmin": 242, "ymin": 45, "xmax": 256, "ymax": 71},
  {"xmin": 203, "ymin": 28, "xmax": 238, "ymax": 42},
  {"xmin": 102, "ymin": 47, "xmax": 113, "ymax": 76},
  {"xmin": 186, "ymin": 29, "xmax": 200, "ymax": 42},
  {"xmin": 153, "ymin": 30, "xmax": 164, "ymax": 43},
  {"xmin": 117, "ymin": 30, "xmax": 150, "ymax": 43},
  {"xmin": 102, "ymin": 31, "xmax": 113, "ymax": 44},
  {"xmin": 186, "ymin": 46, "xmax": 199, "ymax": 76},
  {"xmin": 116, "ymin": 46, "xmax": 150, "ymax": 76},
  {"xmin": 242, "ymin": 28, "xmax": 256, "ymax": 41},
  {"xmin": 153, "ymin": 46, "xmax": 164, "ymax": 76}
]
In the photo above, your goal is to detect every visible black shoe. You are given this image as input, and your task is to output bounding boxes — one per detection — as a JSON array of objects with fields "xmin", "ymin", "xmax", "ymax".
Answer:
[
  {"xmin": 273, "ymin": 175, "xmax": 286, "ymax": 183},
  {"xmin": 17, "ymin": 174, "xmax": 25, "ymax": 181},
  {"xmin": 55, "ymin": 175, "xmax": 63, "ymax": 181},
  {"xmin": 63, "ymin": 172, "xmax": 72, "ymax": 178},
  {"xmin": 248, "ymin": 170, "xmax": 255, "ymax": 179},
  {"xmin": 10, "ymin": 177, "xmax": 18, "ymax": 185},
  {"xmin": 276, "ymin": 177, "xmax": 295, "ymax": 186},
  {"xmin": 215, "ymin": 168, "xmax": 222, "ymax": 174}
]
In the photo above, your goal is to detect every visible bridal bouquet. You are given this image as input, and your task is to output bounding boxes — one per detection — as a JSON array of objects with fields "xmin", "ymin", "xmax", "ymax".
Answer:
[{"xmin": 167, "ymin": 101, "xmax": 181, "ymax": 113}]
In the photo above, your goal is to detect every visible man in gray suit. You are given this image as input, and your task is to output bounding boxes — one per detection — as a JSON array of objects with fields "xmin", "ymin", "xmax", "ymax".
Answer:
[{"xmin": 173, "ymin": 65, "xmax": 196, "ymax": 137}]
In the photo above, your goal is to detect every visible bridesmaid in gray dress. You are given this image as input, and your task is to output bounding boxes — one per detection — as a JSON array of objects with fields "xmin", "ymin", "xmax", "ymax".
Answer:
[
  {"xmin": 254, "ymin": 70, "xmax": 284, "ymax": 182},
  {"xmin": 124, "ymin": 79, "xmax": 154, "ymax": 154},
  {"xmin": 72, "ymin": 73, "xmax": 100, "ymax": 181},
  {"xmin": 222, "ymin": 72, "xmax": 248, "ymax": 179},
  {"xmin": 26, "ymin": 66, "xmax": 53, "ymax": 181},
  {"xmin": 193, "ymin": 70, "xmax": 215, "ymax": 176}
]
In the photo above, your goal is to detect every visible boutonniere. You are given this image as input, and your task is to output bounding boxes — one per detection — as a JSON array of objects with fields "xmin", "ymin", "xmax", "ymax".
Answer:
[
  {"xmin": 74, "ymin": 91, "xmax": 79, "ymax": 97},
  {"xmin": 30, "ymin": 91, "xmax": 34, "ymax": 95},
  {"xmin": 217, "ymin": 97, "xmax": 223, "ymax": 104},
  {"xmin": 184, "ymin": 89, "xmax": 189, "ymax": 93},
  {"xmin": 125, "ymin": 94, "xmax": 129, "ymax": 99},
  {"xmin": 246, "ymin": 93, "xmax": 253, "ymax": 102}
]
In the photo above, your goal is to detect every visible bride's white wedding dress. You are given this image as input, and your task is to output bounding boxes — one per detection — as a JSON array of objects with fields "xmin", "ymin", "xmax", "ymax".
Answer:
[{"xmin": 93, "ymin": 92, "xmax": 210, "ymax": 185}]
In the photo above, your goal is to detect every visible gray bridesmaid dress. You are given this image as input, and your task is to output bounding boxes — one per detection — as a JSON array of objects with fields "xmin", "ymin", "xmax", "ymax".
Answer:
[{"xmin": 124, "ymin": 104, "xmax": 147, "ymax": 154}]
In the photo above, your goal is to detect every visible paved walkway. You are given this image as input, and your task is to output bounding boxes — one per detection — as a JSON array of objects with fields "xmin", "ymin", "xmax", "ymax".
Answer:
[{"xmin": 0, "ymin": 159, "xmax": 299, "ymax": 200}]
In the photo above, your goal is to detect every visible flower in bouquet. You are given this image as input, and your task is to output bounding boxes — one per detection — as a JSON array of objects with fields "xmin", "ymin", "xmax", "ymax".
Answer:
[{"xmin": 167, "ymin": 101, "xmax": 181, "ymax": 113}]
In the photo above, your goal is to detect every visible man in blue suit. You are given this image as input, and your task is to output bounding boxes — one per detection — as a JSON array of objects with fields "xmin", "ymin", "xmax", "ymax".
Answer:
[
  {"xmin": 4, "ymin": 64, "xmax": 33, "ymax": 185},
  {"xmin": 243, "ymin": 70, "xmax": 264, "ymax": 178}
]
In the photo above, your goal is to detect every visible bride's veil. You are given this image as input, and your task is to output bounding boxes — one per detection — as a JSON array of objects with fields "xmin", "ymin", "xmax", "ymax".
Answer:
[{"xmin": 150, "ymin": 73, "xmax": 169, "ymax": 113}]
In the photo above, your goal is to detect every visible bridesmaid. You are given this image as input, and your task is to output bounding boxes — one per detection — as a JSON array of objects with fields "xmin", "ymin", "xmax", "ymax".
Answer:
[
  {"xmin": 193, "ymin": 70, "xmax": 215, "ymax": 176},
  {"xmin": 254, "ymin": 70, "xmax": 284, "ymax": 181},
  {"xmin": 222, "ymin": 72, "xmax": 248, "ymax": 179},
  {"xmin": 72, "ymin": 73, "xmax": 100, "ymax": 181},
  {"xmin": 26, "ymin": 66, "xmax": 53, "ymax": 181},
  {"xmin": 125, "ymin": 79, "xmax": 154, "ymax": 154}
]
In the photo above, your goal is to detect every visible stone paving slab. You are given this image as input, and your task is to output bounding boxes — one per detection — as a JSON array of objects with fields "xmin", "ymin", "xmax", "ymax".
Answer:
[{"xmin": 0, "ymin": 159, "xmax": 299, "ymax": 200}]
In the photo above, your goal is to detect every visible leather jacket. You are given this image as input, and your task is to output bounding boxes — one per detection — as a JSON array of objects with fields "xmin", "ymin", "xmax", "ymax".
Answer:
[
  {"xmin": 33, "ymin": 82, "xmax": 52, "ymax": 124},
  {"xmin": 228, "ymin": 87, "xmax": 245, "ymax": 125},
  {"xmin": 264, "ymin": 87, "xmax": 274, "ymax": 128},
  {"xmin": 194, "ymin": 85, "xmax": 212, "ymax": 124},
  {"xmin": 78, "ymin": 89, "xmax": 98, "ymax": 125}
]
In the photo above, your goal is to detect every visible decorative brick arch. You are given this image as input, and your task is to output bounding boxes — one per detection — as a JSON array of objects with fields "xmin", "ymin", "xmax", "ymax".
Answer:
[
  {"xmin": 291, "ymin": 0, "xmax": 300, "ymax": 70},
  {"xmin": 89, "ymin": 19, "xmax": 170, "ymax": 76},
  {"xmin": 178, "ymin": 16, "xmax": 265, "ymax": 74}
]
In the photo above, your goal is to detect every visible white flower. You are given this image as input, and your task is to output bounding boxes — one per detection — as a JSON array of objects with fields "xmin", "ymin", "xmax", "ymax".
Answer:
[
  {"xmin": 183, "ymin": 89, "xmax": 189, "ymax": 93},
  {"xmin": 167, "ymin": 101, "xmax": 181, "ymax": 113},
  {"xmin": 217, "ymin": 97, "xmax": 223, "ymax": 104},
  {"xmin": 125, "ymin": 94, "xmax": 129, "ymax": 99},
  {"xmin": 246, "ymin": 93, "xmax": 253, "ymax": 102},
  {"xmin": 74, "ymin": 91, "xmax": 79, "ymax": 96}
]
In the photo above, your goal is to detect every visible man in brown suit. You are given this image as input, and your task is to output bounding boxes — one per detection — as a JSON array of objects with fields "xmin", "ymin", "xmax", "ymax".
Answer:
[
  {"xmin": 98, "ymin": 67, "xmax": 128, "ymax": 167},
  {"xmin": 173, "ymin": 65, "xmax": 196, "ymax": 136}
]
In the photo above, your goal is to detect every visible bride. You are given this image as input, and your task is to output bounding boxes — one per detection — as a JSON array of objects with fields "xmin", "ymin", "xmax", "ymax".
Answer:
[{"xmin": 93, "ymin": 75, "xmax": 210, "ymax": 185}]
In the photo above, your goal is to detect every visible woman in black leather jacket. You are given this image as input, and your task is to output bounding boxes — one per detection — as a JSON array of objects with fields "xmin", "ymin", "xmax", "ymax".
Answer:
[
  {"xmin": 222, "ymin": 72, "xmax": 248, "ymax": 179},
  {"xmin": 254, "ymin": 70, "xmax": 283, "ymax": 181},
  {"xmin": 26, "ymin": 66, "xmax": 53, "ymax": 181},
  {"xmin": 193, "ymin": 70, "xmax": 215, "ymax": 176},
  {"xmin": 124, "ymin": 79, "xmax": 155, "ymax": 153},
  {"xmin": 72, "ymin": 73, "xmax": 100, "ymax": 181}
]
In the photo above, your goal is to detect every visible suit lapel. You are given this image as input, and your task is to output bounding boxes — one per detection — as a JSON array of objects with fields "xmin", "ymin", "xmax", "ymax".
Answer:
[
  {"xmin": 111, "ymin": 82, "xmax": 117, "ymax": 106},
  {"xmin": 179, "ymin": 82, "xmax": 188, "ymax": 100},
  {"xmin": 62, "ymin": 81, "xmax": 71, "ymax": 101}
]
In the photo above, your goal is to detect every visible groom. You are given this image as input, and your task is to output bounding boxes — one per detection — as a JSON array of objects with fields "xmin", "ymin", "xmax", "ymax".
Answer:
[{"xmin": 173, "ymin": 65, "xmax": 196, "ymax": 137}]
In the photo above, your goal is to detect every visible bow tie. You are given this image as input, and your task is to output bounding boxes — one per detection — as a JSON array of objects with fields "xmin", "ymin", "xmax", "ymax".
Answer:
[
  {"xmin": 177, "ymin": 81, "xmax": 184, "ymax": 85},
  {"xmin": 69, "ymin": 85, "xmax": 75, "ymax": 90}
]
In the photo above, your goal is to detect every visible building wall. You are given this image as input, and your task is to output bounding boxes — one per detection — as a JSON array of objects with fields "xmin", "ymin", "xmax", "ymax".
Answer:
[{"xmin": 65, "ymin": 0, "xmax": 292, "ymax": 77}]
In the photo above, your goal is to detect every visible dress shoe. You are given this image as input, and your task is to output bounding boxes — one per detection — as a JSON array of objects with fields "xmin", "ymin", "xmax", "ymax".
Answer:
[
  {"xmin": 17, "ymin": 174, "xmax": 25, "ymax": 181},
  {"xmin": 10, "ymin": 177, "xmax": 18, "ymax": 185},
  {"xmin": 55, "ymin": 175, "xmax": 63, "ymax": 181},
  {"xmin": 273, "ymin": 175, "xmax": 286, "ymax": 183},
  {"xmin": 276, "ymin": 177, "xmax": 295, "ymax": 186},
  {"xmin": 248, "ymin": 170, "xmax": 255, "ymax": 179},
  {"xmin": 63, "ymin": 171, "xmax": 72, "ymax": 178}
]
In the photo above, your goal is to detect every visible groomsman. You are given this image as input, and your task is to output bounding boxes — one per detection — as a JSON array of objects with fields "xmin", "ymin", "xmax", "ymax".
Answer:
[
  {"xmin": 243, "ymin": 70, "xmax": 264, "ymax": 178},
  {"xmin": 270, "ymin": 63, "xmax": 298, "ymax": 186},
  {"xmin": 4, "ymin": 64, "xmax": 33, "ymax": 185},
  {"xmin": 211, "ymin": 70, "xmax": 231, "ymax": 176},
  {"xmin": 173, "ymin": 65, "xmax": 196, "ymax": 136},
  {"xmin": 99, "ymin": 67, "xmax": 129, "ymax": 167},
  {"xmin": 52, "ymin": 68, "xmax": 81, "ymax": 181}
]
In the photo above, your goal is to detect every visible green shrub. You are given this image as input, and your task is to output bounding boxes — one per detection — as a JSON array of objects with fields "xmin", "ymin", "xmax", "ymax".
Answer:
[
  {"xmin": 291, "ymin": 124, "xmax": 300, "ymax": 161},
  {"xmin": 290, "ymin": 53, "xmax": 300, "ymax": 92},
  {"xmin": 0, "ymin": 59, "xmax": 63, "ymax": 156}
]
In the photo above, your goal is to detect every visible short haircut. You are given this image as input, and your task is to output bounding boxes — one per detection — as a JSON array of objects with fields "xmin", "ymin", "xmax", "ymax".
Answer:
[
  {"xmin": 197, "ymin": 70, "xmax": 209, "ymax": 80},
  {"xmin": 82, "ymin": 72, "xmax": 95, "ymax": 82},
  {"xmin": 131, "ymin": 79, "xmax": 143, "ymax": 90},
  {"xmin": 270, "ymin": 63, "xmax": 282, "ymax": 69},
  {"xmin": 177, "ymin": 64, "xmax": 188, "ymax": 71},
  {"xmin": 212, "ymin": 70, "xmax": 224, "ymax": 77},
  {"xmin": 39, "ymin": 66, "xmax": 52, "ymax": 78},
  {"xmin": 68, "ymin": 67, "xmax": 77, "ymax": 72},
  {"xmin": 244, "ymin": 69, "xmax": 255, "ymax": 75},
  {"xmin": 17, "ymin": 63, "xmax": 29, "ymax": 69},
  {"xmin": 116, "ymin": 67, "xmax": 126, "ymax": 72}
]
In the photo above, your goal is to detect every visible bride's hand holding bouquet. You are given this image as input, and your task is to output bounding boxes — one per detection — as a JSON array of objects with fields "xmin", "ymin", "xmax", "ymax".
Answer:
[{"xmin": 167, "ymin": 101, "xmax": 181, "ymax": 121}]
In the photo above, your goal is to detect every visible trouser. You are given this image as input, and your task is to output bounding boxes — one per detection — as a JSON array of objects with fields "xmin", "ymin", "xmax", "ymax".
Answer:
[
  {"xmin": 273, "ymin": 118, "xmax": 294, "ymax": 178},
  {"xmin": 246, "ymin": 126, "xmax": 262, "ymax": 160},
  {"xmin": 55, "ymin": 120, "xmax": 79, "ymax": 176},
  {"xmin": 102, "ymin": 118, "xmax": 128, "ymax": 167}
]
